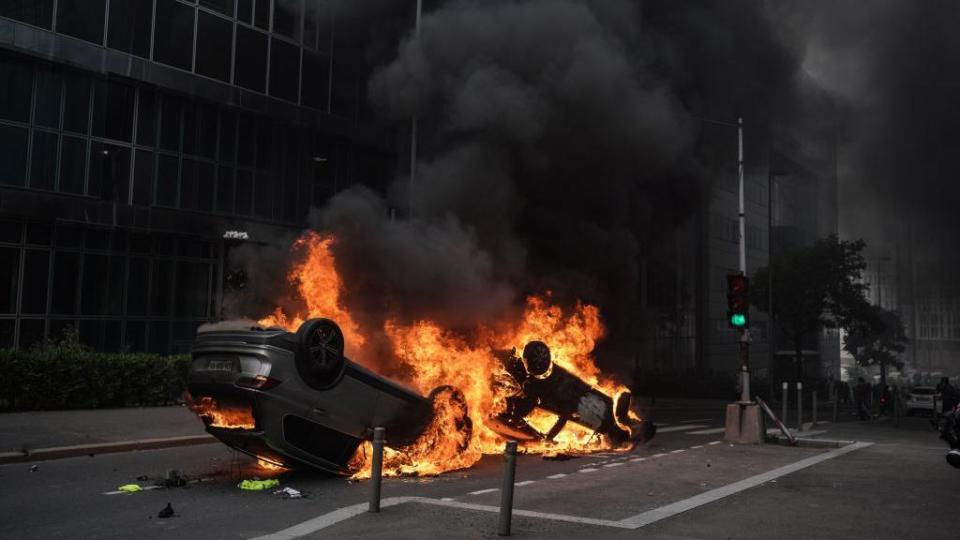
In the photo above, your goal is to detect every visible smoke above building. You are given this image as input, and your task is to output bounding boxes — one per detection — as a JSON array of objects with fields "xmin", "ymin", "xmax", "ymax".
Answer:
[{"xmin": 274, "ymin": 0, "xmax": 810, "ymax": 371}]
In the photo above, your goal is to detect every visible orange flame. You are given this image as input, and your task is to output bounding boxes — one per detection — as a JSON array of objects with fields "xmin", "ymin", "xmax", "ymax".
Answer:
[
  {"xmin": 262, "ymin": 232, "xmax": 636, "ymax": 477},
  {"xmin": 188, "ymin": 396, "xmax": 256, "ymax": 430}
]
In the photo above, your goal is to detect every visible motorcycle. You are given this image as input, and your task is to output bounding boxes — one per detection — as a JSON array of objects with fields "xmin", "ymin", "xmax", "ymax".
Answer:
[{"xmin": 935, "ymin": 404, "xmax": 960, "ymax": 469}]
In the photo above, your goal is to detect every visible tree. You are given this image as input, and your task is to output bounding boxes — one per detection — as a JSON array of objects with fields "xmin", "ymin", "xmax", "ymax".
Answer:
[
  {"xmin": 843, "ymin": 305, "xmax": 908, "ymax": 387},
  {"xmin": 751, "ymin": 234, "xmax": 872, "ymax": 382}
]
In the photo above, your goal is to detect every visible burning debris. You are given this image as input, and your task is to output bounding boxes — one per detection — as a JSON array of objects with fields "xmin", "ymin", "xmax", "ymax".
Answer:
[{"xmin": 192, "ymin": 231, "xmax": 655, "ymax": 477}]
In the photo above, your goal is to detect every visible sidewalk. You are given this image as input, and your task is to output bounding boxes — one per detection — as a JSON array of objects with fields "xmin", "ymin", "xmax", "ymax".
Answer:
[{"xmin": 0, "ymin": 405, "xmax": 213, "ymax": 463}]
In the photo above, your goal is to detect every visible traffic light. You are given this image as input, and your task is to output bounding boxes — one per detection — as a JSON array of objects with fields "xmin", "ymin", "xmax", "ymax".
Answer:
[{"xmin": 727, "ymin": 274, "xmax": 749, "ymax": 329}]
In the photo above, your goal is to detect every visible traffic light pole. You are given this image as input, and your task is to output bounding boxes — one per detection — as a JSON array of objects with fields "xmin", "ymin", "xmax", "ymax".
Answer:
[{"xmin": 736, "ymin": 117, "xmax": 751, "ymax": 404}]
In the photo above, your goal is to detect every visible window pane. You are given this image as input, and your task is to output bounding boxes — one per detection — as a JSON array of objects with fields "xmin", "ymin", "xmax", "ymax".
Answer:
[
  {"xmin": 179, "ymin": 158, "xmax": 198, "ymax": 210},
  {"xmin": 235, "ymin": 26, "xmax": 267, "ymax": 92},
  {"xmin": 59, "ymin": 136, "xmax": 87, "ymax": 194},
  {"xmin": 159, "ymin": 95, "xmax": 182, "ymax": 151},
  {"xmin": 0, "ymin": 319, "xmax": 12, "ymax": 348},
  {"xmin": 124, "ymin": 320, "xmax": 146, "ymax": 352},
  {"xmin": 218, "ymin": 109, "xmax": 236, "ymax": 161},
  {"xmin": 63, "ymin": 74, "xmax": 91, "ymax": 134},
  {"xmin": 200, "ymin": 0, "xmax": 234, "ymax": 17},
  {"xmin": 19, "ymin": 319, "xmax": 45, "ymax": 349},
  {"xmin": 156, "ymin": 154, "xmax": 179, "ymax": 207},
  {"xmin": 148, "ymin": 321, "xmax": 169, "ymax": 354},
  {"xmin": 126, "ymin": 258, "xmax": 148, "ymax": 316},
  {"xmin": 273, "ymin": 0, "xmax": 300, "ymax": 41},
  {"xmin": 175, "ymin": 261, "xmax": 209, "ymax": 317},
  {"xmin": 196, "ymin": 11, "xmax": 232, "ymax": 83},
  {"xmin": 256, "ymin": 119, "xmax": 274, "ymax": 168},
  {"xmin": 269, "ymin": 37, "xmax": 299, "ymax": 102},
  {"xmin": 30, "ymin": 131, "xmax": 58, "ymax": 191},
  {"xmin": 236, "ymin": 114, "xmax": 255, "ymax": 166},
  {"xmin": 136, "ymin": 89, "xmax": 156, "ymax": 146},
  {"xmin": 0, "ymin": 0, "xmax": 54, "ymax": 29},
  {"xmin": 254, "ymin": 0, "xmax": 269, "ymax": 29},
  {"xmin": 235, "ymin": 169, "xmax": 252, "ymax": 215},
  {"xmin": 34, "ymin": 70, "xmax": 62, "ymax": 128},
  {"xmin": 21, "ymin": 250, "xmax": 49, "ymax": 314},
  {"xmin": 52, "ymin": 252, "xmax": 80, "ymax": 314},
  {"xmin": 92, "ymin": 80, "xmax": 135, "ymax": 142},
  {"xmin": 0, "ymin": 53, "xmax": 33, "ymax": 122},
  {"xmin": 56, "ymin": 0, "xmax": 106, "ymax": 45},
  {"xmin": 107, "ymin": 0, "xmax": 152, "ymax": 58},
  {"xmin": 183, "ymin": 103, "xmax": 217, "ymax": 158},
  {"xmin": 150, "ymin": 260, "xmax": 172, "ymax": 316},
  {"xmin": 301, "ymin": 51, "xmax": 329, "ymax": 110},
  {"xmin": 81, "ymin": 254, "xmax": 109, "ymax": 315},
  {"xmin": 215, "ymin": 166, "xmax": 234, "ymax": 213},
  {"xmin": 154, "ymin": 0, "xmax": 195, "ymax": 71},
  {"xmin": 0, "ymin": 248, "xmax": 19, "ymax": 314},
  {"xmin": 197, "ymin": 162, "xmax": 214, "ymax": 212},
  {"xmin": 88, "ymin": 143, "xmax": 130, "ymax": 202},
  {"xmin": 25, "ymin": 224, "xmax": 51, "ymax": 246},
  {"xmin": 237, "ymin": 0, "xmax": 253, "ymax": 24},
  {"xmin": 0, "ymin": 221, "xmax": 21, "ymax": 243},
  {"xmin": 254, "ymin": 173, "xmax": 273, "ymax": 219},
  {"xmin": 0, "ymin": 125, "xmax": 28, "ymax": 187},
  {"xmin": 133, "ymin": 150, "xmax": 155, "ymax": 206}
]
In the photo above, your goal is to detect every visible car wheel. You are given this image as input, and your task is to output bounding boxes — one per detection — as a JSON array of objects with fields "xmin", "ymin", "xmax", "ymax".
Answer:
[
  {"xmin": 425, "ymin": 385, "xmax": 473, "ymax": 453},
  {"xmin": 296, "ymin": 318, "xmax": 346, "ymax": 388}
]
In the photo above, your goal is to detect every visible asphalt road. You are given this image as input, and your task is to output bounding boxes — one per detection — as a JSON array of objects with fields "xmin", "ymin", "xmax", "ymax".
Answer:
[{"xmin": 2, "ymin": 405, "xmax": 956, "ymax": 539}]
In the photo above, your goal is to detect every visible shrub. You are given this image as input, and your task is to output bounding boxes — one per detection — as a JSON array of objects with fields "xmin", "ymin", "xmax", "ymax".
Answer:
[{"xmin": 0, "ymin": 329, "xmax": 191, "ymax": 411}]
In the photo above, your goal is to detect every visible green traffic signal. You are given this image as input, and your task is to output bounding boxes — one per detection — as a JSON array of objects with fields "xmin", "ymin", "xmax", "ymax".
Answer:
[{"xmin": 729, "ymin": 313, "xmax": 747, "ymax": 328}]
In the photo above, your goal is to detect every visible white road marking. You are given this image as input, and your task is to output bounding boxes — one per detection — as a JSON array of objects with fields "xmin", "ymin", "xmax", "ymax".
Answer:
[
  {"xmin": 103, "ymin": 485, "xmax": 162, "ymax": 495},
  {"xmin": 578, "ymin": 468, "xmax": 599, "ymax": 473},
  {"xmin": 670, "ymin": 449, "xmax": 686, "ymax": 454},
  {"xmin": 515, "ymin": 480, "xmax": 536, "ymax": 486},
  {"xmin": 629, "ymin": 457, "xmax": 646, "ymax": 463},
  {"xmin": 603, "ymin": 462, "xmax": 625, "ymax": 468},
  {"xmin": 707, "ymin": 441, "xmax": 722, "ymax": 445},
  {"xmin": 651, "ymin": 453, "xmax": 668, "ymax": 458},
  {"xmin": 252, "ymin": 442, "xmax": 874, "ymax": 538},
  {"xmin": 467, "ymin": 488, "xmax": 498, "ymax": 495},
  {"xmin": 547, "ymin": 473, "xmax": 567, "ymax": 479},
  {"xmin": 619, "ymin": 442, "xmax": 873, "ymax": 527},
  {"xmin": 686, "ymin": 427, "xmax": 726, "ymax": 435},
  {"xmin": 654, "ymin": 423, "xmax": 671, "ymax": 427},
  {"xmin": 690, "ymin": 445, "xmax": 704, "ymax": 449},
  {"xmin": 656, "ymin": 424, "xmax": 709, "ymax": 433},
  {"xmin": 441, "ymin": 497, "xmax": 455, "ymax": 502}
]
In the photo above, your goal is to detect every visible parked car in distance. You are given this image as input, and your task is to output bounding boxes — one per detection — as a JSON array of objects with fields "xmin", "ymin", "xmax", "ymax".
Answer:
[{"xmin": 905, "ymin": 386, "xmax": 941, "ymax": 416}]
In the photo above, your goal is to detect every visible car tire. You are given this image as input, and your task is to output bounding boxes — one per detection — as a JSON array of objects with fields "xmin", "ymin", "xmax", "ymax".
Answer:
[
  {"xmin": 426, "ymin": 385, "xmax": 473, "ymax": 453},
  {"xmin": 296, "ymin": 318, "xmax": 346, "ymax": 388}
]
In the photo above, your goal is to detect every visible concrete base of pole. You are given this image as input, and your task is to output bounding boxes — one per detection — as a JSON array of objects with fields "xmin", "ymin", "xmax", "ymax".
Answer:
[{"xmin": 724, "ymin": 403, "xmax": 764, "ymax": 444}]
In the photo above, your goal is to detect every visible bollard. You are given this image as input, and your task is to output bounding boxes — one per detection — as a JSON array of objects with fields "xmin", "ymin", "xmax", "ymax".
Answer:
[
  {"xmin": 498, "ymin": 441, "xmax": 518, "ymax": 536},
  {"xmin": 369, "ymin": 427, "xmax": 385, "ymax": 513},
  {"xmin": 797, "ymin": 382, "xmax": 804, "ymax": 432},
  {"xmin": 781, "ymin": 382, "xmax": 788, "ymax": 426},
  {"xmin": 812, "ymin": 390, "xmax": 818, "ymax": 426}
]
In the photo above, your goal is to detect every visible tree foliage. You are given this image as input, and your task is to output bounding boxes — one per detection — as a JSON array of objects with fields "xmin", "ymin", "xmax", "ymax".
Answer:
[
  {"xmin": 751, "ymin": 234, "xmax": 872, "ymax": 378},
  {"xmin": 843, "ymin": 305, "xmax": 908, "ymax": 385}
]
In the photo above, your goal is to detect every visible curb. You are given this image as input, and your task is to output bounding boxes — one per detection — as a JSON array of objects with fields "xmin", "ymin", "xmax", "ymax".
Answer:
[{"xmin": 0, "ymin": 434, "xmax": 217, "ymax": 464}]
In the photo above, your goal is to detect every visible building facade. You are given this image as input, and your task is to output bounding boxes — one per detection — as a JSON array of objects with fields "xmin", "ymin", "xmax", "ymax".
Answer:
[{"xmin": 0, "ymin": 1, "xmax": 399, "ymax": 353}]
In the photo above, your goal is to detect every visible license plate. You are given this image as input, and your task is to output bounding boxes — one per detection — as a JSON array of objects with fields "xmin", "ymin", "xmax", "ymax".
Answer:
[{"xmin": 207, "ymin": 359, "xmax": 235, "ymax": 372}]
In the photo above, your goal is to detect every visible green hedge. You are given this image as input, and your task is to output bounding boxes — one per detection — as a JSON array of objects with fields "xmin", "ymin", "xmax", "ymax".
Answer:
[{"xmin": 0, "ymin": 344, "xmax": 192, "ymax": 411}]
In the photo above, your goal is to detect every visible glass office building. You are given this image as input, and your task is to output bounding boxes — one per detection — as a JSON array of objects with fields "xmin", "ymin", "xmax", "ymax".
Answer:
[{"xmin": 0, "ymin": 1, "xmax": 398, "ymax": 353}]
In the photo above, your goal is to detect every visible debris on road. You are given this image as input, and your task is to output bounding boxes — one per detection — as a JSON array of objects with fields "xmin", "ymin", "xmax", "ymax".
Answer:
[
  {"xmin": 273, "ymin": 487, "xmax": 303, "ymax": 499},
  {"xmin": 239, "ymin": 478, "xmax": 280, "ymax": 491},
  {"xmin": 117, "ymin": 484, "xmax": 143, "ymax": 493},
  {"xmin": 164, "ymin": 469, "xmax": 187, "ymax": 488},
  {"xmin": 157, "ymin": 503, "xmax": 174, "ymax": 519},
  {"xmin": 29, "ymin": 465, "xmax": 38, "ymax": 472},
  {"xmin": 542, "ymin": 453, "xmax": 577, "ymax": 461}
]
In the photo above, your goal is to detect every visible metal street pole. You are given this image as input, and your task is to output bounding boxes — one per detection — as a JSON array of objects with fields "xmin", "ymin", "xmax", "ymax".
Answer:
[{"xmin": 737, "ymin": 117, "xmax": 750, "ymax": 403}]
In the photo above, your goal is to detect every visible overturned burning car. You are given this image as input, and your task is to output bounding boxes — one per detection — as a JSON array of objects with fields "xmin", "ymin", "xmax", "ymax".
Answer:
[{"xmin": 187, "ymin": 318, "xmax": 654, "ymax": 475}]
